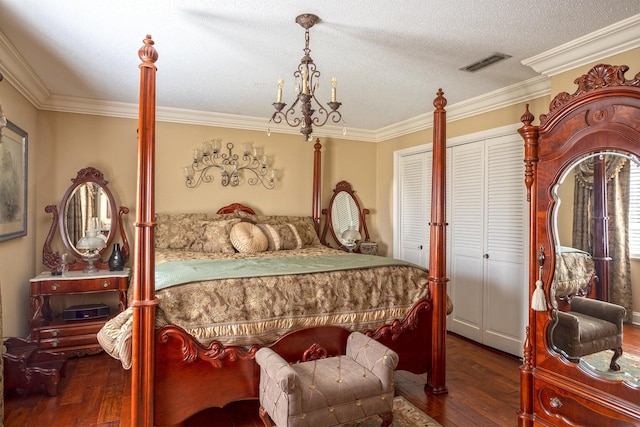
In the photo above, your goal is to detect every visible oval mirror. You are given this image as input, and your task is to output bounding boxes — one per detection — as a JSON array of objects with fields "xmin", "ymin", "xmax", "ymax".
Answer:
[
  {"xmin": 321, "ymin": 181, "xmax": 371, "ymax": 252},
  {"xmin": 331, "ymin": 191, "xmax": 360, "ymax": 241},
  {"xmin": 550, "ymin": 151, "xmax": 638, "ymax": 385},
  {"xmin": 64, "ymin": 182, "xmax": 113, "ymax": 255},
  {"xmin": 58, "ymin": 167, "xmax": 117, "ymax": 261}
]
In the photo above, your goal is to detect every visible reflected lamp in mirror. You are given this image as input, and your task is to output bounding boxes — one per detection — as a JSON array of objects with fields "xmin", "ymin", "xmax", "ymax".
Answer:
[
  {"xmin": 184, "ymin": 140, "xmax": 276, "ymax": 189},
  {"xmin": 75, "ymin": 218, "xmax": 107, "ymax": 273},
  {"xmin": 341, "ymin": 225, "xmax": 361, "ymax": 253}
]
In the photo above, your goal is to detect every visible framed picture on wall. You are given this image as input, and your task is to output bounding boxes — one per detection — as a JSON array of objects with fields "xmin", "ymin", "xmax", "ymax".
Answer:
[{"xmin": 0, "ymin": 119, "xmax": 28, "ymax": 242}]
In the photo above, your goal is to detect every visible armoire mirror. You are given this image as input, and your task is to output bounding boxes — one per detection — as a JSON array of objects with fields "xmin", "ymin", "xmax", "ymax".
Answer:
[
  {"xmin": 43, "ymin": 167, "xmax": 130, "ymax": 272},
  {"xmin": 320, "ymin": 180, "xmax": 371, "ymax": 252},
  {"xmin": 518, "ymin": 64, "xmax": 640, "ymax": 426},
  {"xmin": 550, "ymin": 151, "xmax": 639, "ymax": 384}
]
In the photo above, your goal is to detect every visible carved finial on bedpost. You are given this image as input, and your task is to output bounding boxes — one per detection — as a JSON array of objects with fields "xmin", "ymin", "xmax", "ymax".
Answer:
[
  {"xmin": 520, "ymin": 103, "xmax": 534, "ymax": 126},
  {"xmin": 139, "ymin": 35, "xmax": 158, "ymax": 67},
  {"xmin": 433, "ymin": 88, "xmax": 447, "ymax": 110},
  {"xmin": 518, "ymin": 104, "xmax": 539, "ymax": 203}
]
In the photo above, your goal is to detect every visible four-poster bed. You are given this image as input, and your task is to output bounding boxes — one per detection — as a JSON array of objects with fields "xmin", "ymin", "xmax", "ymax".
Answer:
[{"xmin": 124, "ymin": 35, "xmax": 450, "ymax": 426}]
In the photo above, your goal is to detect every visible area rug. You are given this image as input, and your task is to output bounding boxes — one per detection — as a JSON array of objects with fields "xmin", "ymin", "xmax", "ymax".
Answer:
[
  {"xmin": 581, "ymin": 349, "xmax": 640, "ymax": 385},
  {"xmin": 346, "ymin": 396, "xmax": 442, "ymax": 427}
]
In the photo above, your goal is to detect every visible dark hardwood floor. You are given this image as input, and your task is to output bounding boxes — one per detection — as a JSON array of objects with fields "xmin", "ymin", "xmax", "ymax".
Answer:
[
  {"xmin": 4, "ymin": 332, "xmax": 523, "ymax": 426},
  {"xmin": 10, "ymin": 324, "xmax": 638, "ymax": 426}
]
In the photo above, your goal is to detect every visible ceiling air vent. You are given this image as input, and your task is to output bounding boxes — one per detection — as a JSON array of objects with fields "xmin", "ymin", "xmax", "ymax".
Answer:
[{"xmin": 461, "ymin": 53, "xmax": 511, "ymax": 72}]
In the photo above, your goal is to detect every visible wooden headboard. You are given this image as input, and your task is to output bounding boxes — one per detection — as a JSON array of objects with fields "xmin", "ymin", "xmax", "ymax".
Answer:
[{"xmin": 216, "ymin": 203, "xmax": 256, "ymax": 215}]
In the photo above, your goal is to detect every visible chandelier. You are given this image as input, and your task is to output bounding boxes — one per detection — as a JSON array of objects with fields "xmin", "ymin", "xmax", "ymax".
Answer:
[
  {"xmin": 269, "ymin": 13, "xmax": 344, "ymax": 141},
  {"xmin": 184, "ymin": 140, "xmax": 276, "ymax": 189}
]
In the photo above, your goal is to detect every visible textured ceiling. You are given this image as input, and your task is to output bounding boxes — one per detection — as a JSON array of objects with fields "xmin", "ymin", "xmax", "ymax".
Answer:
[{"xmin": 0, "ymin": 1, "xmax": 638, "ymax": 140}]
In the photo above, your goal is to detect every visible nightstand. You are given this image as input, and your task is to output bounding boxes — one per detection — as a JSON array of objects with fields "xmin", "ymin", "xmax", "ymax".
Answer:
[
  {"xmin": 359, "ymin": 241, "xmax": 378, "ymax": 255},
  {"xmin": 29, "ymin": 268, "xmax": 129, "ymax": 357}
]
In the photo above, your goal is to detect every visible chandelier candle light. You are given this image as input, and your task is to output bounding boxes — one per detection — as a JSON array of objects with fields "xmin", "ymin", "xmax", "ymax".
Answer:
[
  {"xmin": 184, "ymin": 139, "xmax": 276, "ymax": 189},
  {"xmin": 269, "ymin": 13, "xmax": 344, "ymax": 141}
]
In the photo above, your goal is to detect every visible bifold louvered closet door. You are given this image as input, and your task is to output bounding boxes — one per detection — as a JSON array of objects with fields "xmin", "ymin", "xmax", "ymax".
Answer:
[
  {"xmin": 397, "ymin": 150, "xmax": 432, "ymax": 269},
  {"xmin": 448, "ymin": 134, "xmax": 527, "ymax": 356}
]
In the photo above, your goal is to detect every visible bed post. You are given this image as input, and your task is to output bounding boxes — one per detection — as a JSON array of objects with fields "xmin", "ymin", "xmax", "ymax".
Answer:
[
  {"xmin": 517, "ymin": 104, "xmax": 538, "ymax": 427},
  {"xmin": 312, "ymin": 138, "xmax": 322, "ymax": 233},
  {"xmin": 131, "ymin": 35, "xmax": 159, "ymax": 427},
  {"xmin": 427, "ymin": 89, "xmax": 448, "ymax": 394}
]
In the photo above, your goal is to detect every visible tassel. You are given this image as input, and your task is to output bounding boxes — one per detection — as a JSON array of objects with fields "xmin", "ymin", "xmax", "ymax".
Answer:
[{"xmin": 531, "ymin": 280, "xmax": 547, "ymax": 311}]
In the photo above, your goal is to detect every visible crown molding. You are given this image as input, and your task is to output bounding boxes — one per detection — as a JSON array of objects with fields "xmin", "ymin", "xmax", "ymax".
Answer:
[
  {"xmin": 0, "ymin": 30, "xmax": 50, "ymax": 107},
  {"xmin": 43, "ymin": 94, "xmax": 377, "ymax": 142},
  {"xmin": 522, "ymin": 14, "xmax": 640, "ymax": 76},
  {"xmin": 375, "ymin": 75, "xmax": 550, "ymax": 142}
]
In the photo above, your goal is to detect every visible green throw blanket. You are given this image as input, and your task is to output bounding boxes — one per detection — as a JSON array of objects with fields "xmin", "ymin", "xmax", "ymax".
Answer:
[{"xmin": 155, "ymin": 254, "xmax": 426, "ymax": 291}]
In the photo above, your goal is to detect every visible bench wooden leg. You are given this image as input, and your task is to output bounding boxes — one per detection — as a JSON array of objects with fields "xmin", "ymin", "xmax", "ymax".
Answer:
[
  {"xmin": 259, "ymin": 405, "xmax": 275, "ymax": 427},
  {"xmin": 379, "ymin": 410, "xmax": 394, "ymax": 427}
]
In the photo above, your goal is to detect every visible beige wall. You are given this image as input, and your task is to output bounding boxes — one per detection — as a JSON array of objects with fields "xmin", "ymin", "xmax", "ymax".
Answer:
[{"xmin": 0, "ymin": 81, "xmax": 40, "ymax": 337}]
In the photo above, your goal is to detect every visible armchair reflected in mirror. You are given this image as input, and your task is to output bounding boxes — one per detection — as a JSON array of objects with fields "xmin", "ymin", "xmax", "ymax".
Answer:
[{"xmin": 321, "ymin": 181, "xmax": 374, "ymax": 253}]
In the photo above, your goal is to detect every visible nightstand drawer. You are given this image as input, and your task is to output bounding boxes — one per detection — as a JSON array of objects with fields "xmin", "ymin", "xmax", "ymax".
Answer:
[
  {"xmin": 38, "ymin": 322, "xmax": 105, "ymax": 339},
  {"xmin": 39, "ymin": 277, "xmax": 120, "ymax": 294},
  {"xmin": 40, "ymin": 334, "xmax": 98, "ymax": 350}
]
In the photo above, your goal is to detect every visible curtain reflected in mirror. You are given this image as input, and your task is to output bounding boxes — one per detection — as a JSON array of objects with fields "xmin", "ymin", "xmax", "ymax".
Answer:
[
  {"xmin": 572, "ymin": 155, "xmax": 631, "ymax": 319},
  {"xmin": 65, "ymin": 183, "xmax": 112, "ymax": 251}
]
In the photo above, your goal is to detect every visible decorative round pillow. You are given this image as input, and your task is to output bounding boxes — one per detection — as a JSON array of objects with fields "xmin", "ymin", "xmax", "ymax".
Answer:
[{"xmin": 229, "ymin": 222, "xmax": 268, "ymax": 253}]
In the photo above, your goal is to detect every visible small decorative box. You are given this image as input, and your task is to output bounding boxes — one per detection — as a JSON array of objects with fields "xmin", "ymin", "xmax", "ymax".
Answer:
[{"xmin": 359, "ymin": 241, "xmax": 378, "ymax": 255}]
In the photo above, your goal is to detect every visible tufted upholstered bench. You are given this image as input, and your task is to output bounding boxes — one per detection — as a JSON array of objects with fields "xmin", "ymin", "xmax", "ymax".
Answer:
[{"xmin": 256, "ymin": 331, "xmax": 399, "ymax": 427}]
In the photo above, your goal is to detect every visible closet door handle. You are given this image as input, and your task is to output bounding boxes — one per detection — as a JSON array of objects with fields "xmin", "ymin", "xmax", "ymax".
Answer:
[
  {"xmin": 483, "ymin": 253, "xmax": 489, "ymax": 259},
  {"xmin": 419, "ymin": 245, "xmax": 423, "ymax": 250}
]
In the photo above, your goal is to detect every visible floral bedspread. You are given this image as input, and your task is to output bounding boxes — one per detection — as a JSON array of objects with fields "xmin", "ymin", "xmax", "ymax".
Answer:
[
  {"xmin": 552, "ymin": 247, "xmax": 596, "ymax": 299},
  {"xmin": 152, "ymin": 245, "xmax": 430, "ymax": 346},
  {"xmin": 99, "ymin": 245, "xmax": 440, "ymax": 369}
]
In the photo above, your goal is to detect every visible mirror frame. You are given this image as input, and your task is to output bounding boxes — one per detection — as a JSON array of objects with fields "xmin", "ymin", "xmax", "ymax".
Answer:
[
  {"xmin": 320, "ymin": 180, "xmax": 370, "ymax": 251},
  {"xmin": 43, "ymin": 167, "xmax": 130, "ymax": 271},
  {"xmin": 519, "ymin": 64, "xmax": 640, "ymax": 413}
]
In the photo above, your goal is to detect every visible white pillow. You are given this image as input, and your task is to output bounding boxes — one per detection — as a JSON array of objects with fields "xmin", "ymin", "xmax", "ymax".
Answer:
[{"xmin": 230, "ymin": 222, "xmax": 269, "ymax": 253}]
